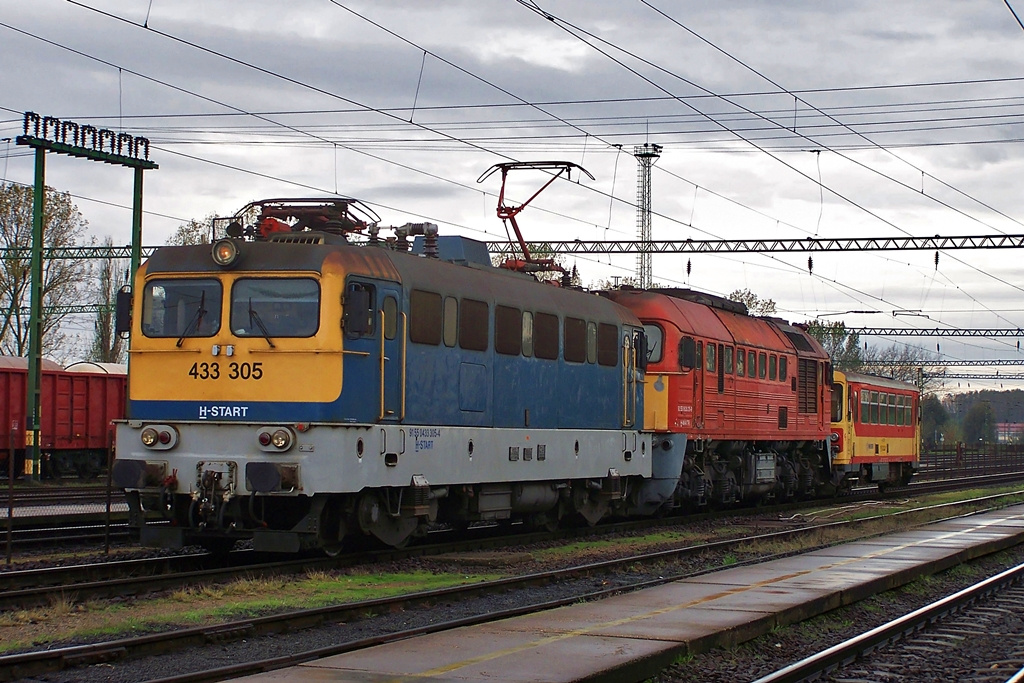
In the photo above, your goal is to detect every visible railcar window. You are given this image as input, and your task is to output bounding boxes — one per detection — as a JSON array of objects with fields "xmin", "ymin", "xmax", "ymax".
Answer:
[
  {"xmin": 587, "ymin": 322, "xmax": 598, "ymax": 364},
  {"xmin": 830, "ymin": 382, "xmax": 844, "ymax": 423},
  {"xmin": 724, "ymin": 346, "xmax": 734, "ymax": 374},
  {"xmin": 598, "ymin": 323, "xmax": 618, "ymax": 366},
  {"xmin": 564, "ymin": 317, "xmax": 587, "ymax": 363},
  {"xmin": 495, "ymin": 305, "xmax": 522, "ymax": 356},
  {"xmin": 736, "ymin": 348, "xmax": 745, "ymax": 375},
  {"xmin": 522, "ymin": 311, "xmax": 534, "ymax": 357},
  {"xmin": 382, "ymin": 296, "xmax": 397, "ymax": 340},
  {"xmin": 643, "ymin": 324, "xmax": 663, "ymax": 363},
  {"xmin": 747, "ymin": 350, "xmax": 756, "ymax": 378},
  {"xmin": 409, "ymin": 290, "xmax": 441, "ymax": 345},
  {"xmin": 758, "ymin": 352, "xmax": 767, "ymax": 379},
  {"xmin": 443, "ymin": 296, "xmax": 458, "ymax": 347},
  {"xmin": 142, "ymin": 279, "xmax": 222, "ymax": 339},
  {"xmin": 705, "ymin": 343, "xmax": 716, "ymax": 373},
  {"xmin": 897, "ymin": 395, "xmax": 905, "ymax": 426},
  {"xmin": 889, "ymin": 393, "xmax": 897, "ymax": 425},
  {"xmin": 232, "ymin": 278, "xmax": 319, "ymax": 338},
  {"xmin": 769, "ymin": 355, "xmax": 777, "ymax": 381},
  {"xmin": 459, "ymin": 298, "xmax": 488, "ymax": 351},
  {"xmin": 534, "ymin": 312, "xmax": 559, "ymax": 360},
  {"xmin": 861, "ymin": 390, "xmax": 870, "ymax": 424},
  {"xmin": 779, "ymin": 356, "xmax": 788, "ymax": 381},
  {"xmin": 870, "ymin": 391, "xmax": 880, "ymax": 424},
  {"xmin": 852, "ymin": 391, "xmax": 858, "ymax": 422}
]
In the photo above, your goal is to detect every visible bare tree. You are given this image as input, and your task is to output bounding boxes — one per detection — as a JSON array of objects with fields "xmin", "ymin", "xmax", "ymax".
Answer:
[
  {"xmin": 728, "ymin": 288, "xmax": 777, "ymax": 315},
  {"xmin": 0, "ymin": 182, "xmax": 91, "ymax": 357},
  {"xmin": 167, "ymin": 216, "xmax": 213, "ymax": 246},
  {"xmin": 804, "ymin": 320, "xmax": 864, "ymax": 372},
  {"xmin": 88, "ymin": 236, "xmax": 128, "ymax": 364}
]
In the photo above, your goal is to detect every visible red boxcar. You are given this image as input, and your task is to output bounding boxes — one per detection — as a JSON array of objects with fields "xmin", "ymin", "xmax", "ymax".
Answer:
[
  {"xmin": 604, "ymin": 287, "xmax": 833, "ymax": 505},
  {"xmin": 0, "ymin": 358, "xmax": 126, "ymax": 478}
]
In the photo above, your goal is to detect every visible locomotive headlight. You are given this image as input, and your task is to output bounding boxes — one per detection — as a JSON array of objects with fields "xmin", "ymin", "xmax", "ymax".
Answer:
[
  {"xmin": 211, "ymin": 238, "xmax": 239, "ymax": 267},
  {"xmin": 271, "ymin": 429, "xmax": 291, "ymax": 449},
  {"xmin": 255, "ymin": 427, "xmax": 295, "ymax": 452},
  {"xmin": 141, "ymin": 428, "xmax": 158, "ymax": 446}
]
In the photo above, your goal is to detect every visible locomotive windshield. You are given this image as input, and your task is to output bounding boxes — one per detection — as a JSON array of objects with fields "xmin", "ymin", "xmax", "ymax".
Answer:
[
  {"xmin": 230, "ymin": 278, "xmax": 320, "ymax": 338},
  {"xmin": 141, "ymin": 279, "xmax": 221, "ymax": 338}
]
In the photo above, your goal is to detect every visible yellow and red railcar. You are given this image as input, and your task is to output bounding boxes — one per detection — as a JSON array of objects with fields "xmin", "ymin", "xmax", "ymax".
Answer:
[{"xmin": 830, "ymin": 370, "xmax": 919, "ymax": 490}]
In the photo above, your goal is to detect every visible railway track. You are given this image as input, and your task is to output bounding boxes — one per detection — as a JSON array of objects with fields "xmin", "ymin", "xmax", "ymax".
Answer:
[
  {"xmin": 751, "ymin": 561, "xmax": 1024, "ymax": 683},
  {"xmin": 2, "ymin": 473, "xmax": 1023, "ymax": 609},
  {"xmin": 1, "ymin": 486, "xmax": 1023, "ymax": 682}
]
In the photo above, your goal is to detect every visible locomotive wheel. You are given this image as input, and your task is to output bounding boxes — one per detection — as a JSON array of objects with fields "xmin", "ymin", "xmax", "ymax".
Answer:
[
  {"xmin": 571, "ymin": 484, "xmax": 609, "ymax": 526},
  {"xmin": 356, "ymin": 491, "xmax": 417, "ymax": 548}
]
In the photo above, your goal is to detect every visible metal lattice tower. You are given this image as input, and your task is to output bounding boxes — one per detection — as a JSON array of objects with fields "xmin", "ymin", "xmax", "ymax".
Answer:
[{"xmin": 634, "ymin": 143, "xmax": 662, "ymax": 289}]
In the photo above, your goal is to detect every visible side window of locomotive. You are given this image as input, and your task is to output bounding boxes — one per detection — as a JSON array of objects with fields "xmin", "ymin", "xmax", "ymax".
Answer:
[
  {"xmin": 643, "ymin": 324, "xmax": 663, "ymax": 364},
  {"xmin": 696, "ymin": 341, "xmax": 703, "ymax": 370},
  {"xmin": 443, "ymin": 296, "xmax": 458, "ymax": 347},
  {"xmin": 736, "ymin": 347, "xmax": 745, "ymax": 375},
  {"xmin": 459, "ymin": 298, "xmax": 488, "ymax": 351},
  {"xmin": 409, "ymin": 289, "xmax": 441, "ymax": 345},
  {"xmin": 522, "ymin": 311, "xmax": 534, "ymax": 357},
  {"xmin": 769, "ymin": 354, "xmax": 778, "ymax": 381},
  {"xmin": 587, "ymin": 322, "xmax": 598, "ymax": 364},
  {"xmin": 564, "ymin": 317, "xmax": 586, "ymax": 363},
  {"xmin": 705, "ymin": 342, "xmax": 716, "ymax": 373},
  {"xmin": 679, "ymin": 336, "xmax": 696, "ymax": 369},
  {"xmin": 232, "ymin": 278, "xmax": 319, "ymax": 338},
  {"xmin": 758, "ymin": 352, "xmax": 767, "ymax": 379},
  {"xmin": 724, "ymin": 346, "xmax": 733, "ymax": 374},
  {"xmin": 341, "ymin": 282, "xmax": 374, "ymax": 338},
  {"xmin": 747, "ymin": 350, "xmax": 756, "ymax": 378},
  {"xmin": 779, "ymin": 356, "xmax": 788, "ymax": 382},
  {"xmin": 534, "ymin": 312, "xmax": 559, "ymax": 360},
  {"xmin": 597, "ymin": 323, "xmax": 618, "ymax": 366},
  {"xmin": 382, "ymin": 296, "xmax": 398, "ymax": 341},
  {"xmin": 495, "ymin": 305, "xmax": 522, "ymax": 356},
  {"xmin": 142, "ymin": 279, "xmax": 222, "ymax": 338}
]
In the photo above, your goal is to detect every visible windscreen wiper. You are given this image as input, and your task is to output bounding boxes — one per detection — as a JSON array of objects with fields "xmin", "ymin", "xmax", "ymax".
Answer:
[
  {"xmin": 176, "ymin": 291, "xmax": 206, "ymax": 348},
  {"xmin": 248, "ymin": 298, "xmax": 276, "ymax": 349}
]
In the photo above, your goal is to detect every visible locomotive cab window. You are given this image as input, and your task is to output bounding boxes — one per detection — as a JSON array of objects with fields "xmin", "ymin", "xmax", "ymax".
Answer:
[
  {"xmin": 679, "ymin": 336, "xmax": 696, "ymax": 369},
  {"xmin": 142, "ymin": 278, "xmax": 222, "ymax": 338},
  {"xmin": 382, "ymin": 296, "xmax": 398, "ymax": 340},
  {"xmin": 232, "ymin": 278, "xmax": 320, "ymax": 338},
  {"xmin": 831, "ymin": 382, "xmax": 844, "ymax": 423},
  {"xmin": 643, "ymin": 324, "xmax": 663, "ymax": 363}
]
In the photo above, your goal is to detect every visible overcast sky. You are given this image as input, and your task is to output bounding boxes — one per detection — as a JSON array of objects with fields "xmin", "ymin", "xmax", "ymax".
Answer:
[{"xmin": 3, "ymin": 0, "xmax": 1024, "ymax": 389}]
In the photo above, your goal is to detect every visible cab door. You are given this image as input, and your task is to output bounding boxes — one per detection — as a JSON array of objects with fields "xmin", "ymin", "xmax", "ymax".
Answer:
[{"xmin": 342, "ymin": 279, "xmax": 404, "ymax": 423}]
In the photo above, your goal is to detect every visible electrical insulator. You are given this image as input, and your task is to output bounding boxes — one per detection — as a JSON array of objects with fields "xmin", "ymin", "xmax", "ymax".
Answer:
[
  {"xmin": 686, "ymin": 259, "xmax": 691, "ymax": 277},
  {"xmin": 934, "ymin": 250, "xmax": 939, "ymax": 270},
  {"xmin": 807, "ymin": 256, "xmax": 813, "ymax": 274}
]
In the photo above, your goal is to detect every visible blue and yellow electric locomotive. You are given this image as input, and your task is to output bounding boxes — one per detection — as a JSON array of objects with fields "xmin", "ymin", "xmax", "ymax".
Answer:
[{"xmin": 113, "ymin": 198, "xmax": 678, "ymax": 553}]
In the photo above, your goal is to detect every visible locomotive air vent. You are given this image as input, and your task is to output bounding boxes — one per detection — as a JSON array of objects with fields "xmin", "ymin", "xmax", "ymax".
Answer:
[{"xmin": 268, "ymin": 231, "xmax": 331, "ymax": 245}]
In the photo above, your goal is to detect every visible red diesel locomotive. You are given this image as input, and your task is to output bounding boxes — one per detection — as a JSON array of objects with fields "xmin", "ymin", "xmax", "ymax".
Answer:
[{"xmin": 604, "ymin": 287, "xmax": 834, "ymax": 504}]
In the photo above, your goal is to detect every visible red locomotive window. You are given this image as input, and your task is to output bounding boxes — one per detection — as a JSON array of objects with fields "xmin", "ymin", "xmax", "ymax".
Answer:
[
  {"xmin": 564, "ymin": 317, "xmax": 587, "ymax": 363},
  {"xmin": 779, "ymin": 356, "xmax": 788, "ymax": 381},
  {"xmin": 758, "ymin": 352, "xmax": 767, "ymax": 379},
  {"xmin": 736, "ymin": 348, "xmax": 745, "ymax": 375},
  {"xmin": 495, "ymin": 305, "xmax": 522, "ymax": 356},
  {"xmin": 696, "ymin": 341, "xmax": 703, "ymax": 370},
  {"xmin": 769, "ymin": 355, "xmax": 777, "ymax": 381},
  {"xmin": 724, "ymin": 347, "xmax": 734, "ymax": 374},
  {"xmin": 597, "ymin": 323, "xmax": 618, "ymax": 366},
  {"xmin": 679, "ymin": 337, "xmax": 697, "ymax": 369},
  {"xmin": 410, "ymin": 290, "xmax": 441, "ymax": 345},
  {"xmin": 705, "ymin": 343, "xmax": 716, "ymax": 373},
  {"xmin": 643, "ymin": 324, "xmax": 663, "ymax": 363},
  {"xmin": 535, "ymin": 313, "xmax": 559, "ymax": 360},
  {"xmin": 459, "ymin": 299, "xmax": 488, "ymax": 351},
  {"xmin": 747, "ymin": 350, "xmax": 756, "ymax": 378}
]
